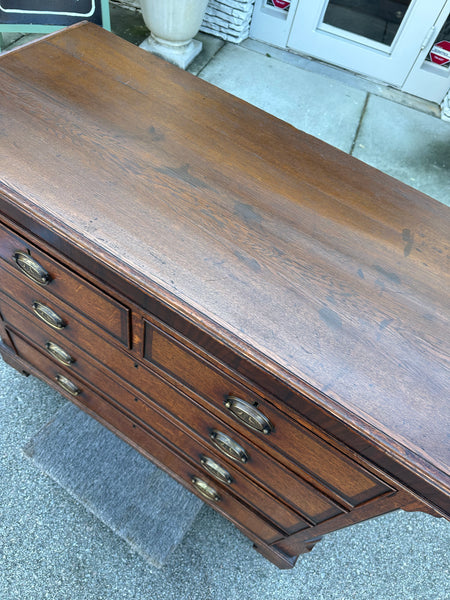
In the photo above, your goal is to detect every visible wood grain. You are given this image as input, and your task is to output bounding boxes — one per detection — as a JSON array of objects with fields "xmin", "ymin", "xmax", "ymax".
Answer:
[
  {"xmin": 0, "ymin": 23, "xmax": 448, "ymax": 566},
  {"xmin": 1, "ymin": 25, "xmax": 447, "ymax": 485}
]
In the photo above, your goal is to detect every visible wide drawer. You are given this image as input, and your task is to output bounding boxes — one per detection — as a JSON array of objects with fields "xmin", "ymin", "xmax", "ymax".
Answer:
[
  {"xmin": 0, "ymin": 223, "xmax": 129, "ymax": 345},
  {"xmin": 143, "ymin": 317, "xmax": 393, "ymax": 508},
  {"xmin": 3, "ymin": 300, "xmax": 343, "ymax": 525},
  {"xmin": 6, "ymin": 328, "xmax": 288, "ymax": 544}
]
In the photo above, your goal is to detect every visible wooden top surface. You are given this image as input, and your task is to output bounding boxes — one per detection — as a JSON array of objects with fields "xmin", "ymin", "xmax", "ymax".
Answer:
[{"xmin": 0, "ymin": 24, "xmax": 448, "ymax": 493}]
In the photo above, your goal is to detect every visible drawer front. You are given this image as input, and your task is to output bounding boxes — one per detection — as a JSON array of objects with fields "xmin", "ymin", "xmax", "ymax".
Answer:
[
  {"xmin": 172, "ymin": 437, "xmax": 309, "ymax": 535},
  {"xmin": 0, "ymin": 264, "xmax": 129, "ymax": 349},
  {"xmin": 0, "ymin": 224, "xmax": 129, "ymax": 345},
  {"xmin": 0, "ymin": 288, "xmax": 132, "ymax": 381},
  {"xmin": 153, "ymin": 402, "xmax": 343, "ymax": 524},
  {"xmin": 7, "ymin": 329, "xmax": 285, "ymax": 545},
  {"xmin": 143, "ymin": 319, "xmax": 392, "ymax": 507},
  {"xmin": 3, "ymin": 300, "xmax": 343, "ymax": 525},
  {"xmin": 102, "ymin": 375, "xmax": 309, "ymax": 535},
  {"xmin": 124, "ymin": 400, "xmax": 310, "ymax": 535}
]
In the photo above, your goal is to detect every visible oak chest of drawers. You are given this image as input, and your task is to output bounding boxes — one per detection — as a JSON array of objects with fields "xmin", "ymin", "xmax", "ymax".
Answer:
[{"xmin": 0, "ymin": 23, "xmax": 448, "ymax": 568}]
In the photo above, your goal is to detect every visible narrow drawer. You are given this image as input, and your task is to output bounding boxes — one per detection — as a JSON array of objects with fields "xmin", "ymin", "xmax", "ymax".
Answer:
[
  {"xmin": 4, "ymin": 303, "xmax": 343, "ymax": 525},
  {"xmin": 7, "ymin": 329, "xmax": 285, "ymax": 545},
  {"xmin": 0, "ymin": 223, "xmax": 129, "ymax": 345},
  {"xmin": 0, "ymin": 264, "xmax": 129, "ymax": 348},
  {"xmin": 143, "ymin": 318, "xmax": 393, "ymax": 507}
]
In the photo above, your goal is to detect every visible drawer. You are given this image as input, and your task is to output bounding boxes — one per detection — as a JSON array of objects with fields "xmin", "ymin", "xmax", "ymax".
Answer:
[
  {"xmin": 0, "ymin": 223, "xmax": 129, "ymax": 345},
  {"xmin": 146, "ymin": 397, "xmax": 344, "ymax": 524},
  {"xmin": 0, "ymin": 287, "xmax": 133, "ymax": 379},
  {"xmin": 0, "ymin": 264, "xmax": 129, "ymax": 348},
  {"xmin": 113, "ymin": 393, "xmax": 310, "ymax": 536},
  {"xmin": 143, "ymin": 318, "xmax": 393, "ymax": 507},
  {"xmin": 7, "ymin": 328, "xmax": 286, "ymax": 545},
  {"xmin": 164, "ymin": 432, "xmax": 309, "ymax": 535},
  {"xmin": 3, "ymin": 303, "xmax": 343, "ymax": 525},
  {"xmin": 121, "ymin": 398, "xmax": 310, "ymax": 535}
]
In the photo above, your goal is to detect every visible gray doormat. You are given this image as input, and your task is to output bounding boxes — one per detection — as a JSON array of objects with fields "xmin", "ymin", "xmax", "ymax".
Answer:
[{"xmin": 23, "ymin": 402, "xmax": 203, "ymax": 568}]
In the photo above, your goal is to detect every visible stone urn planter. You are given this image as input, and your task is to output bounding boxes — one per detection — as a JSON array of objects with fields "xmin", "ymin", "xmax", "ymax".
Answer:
[{"xmin": 139, "ymin": 0, "xmax": 209, "ymax": 69}]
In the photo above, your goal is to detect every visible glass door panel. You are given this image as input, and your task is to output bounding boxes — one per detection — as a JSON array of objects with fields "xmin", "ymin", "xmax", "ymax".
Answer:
[{"xmin": 321, "ymin": 0, "xmax": 413, "ymax": 46}]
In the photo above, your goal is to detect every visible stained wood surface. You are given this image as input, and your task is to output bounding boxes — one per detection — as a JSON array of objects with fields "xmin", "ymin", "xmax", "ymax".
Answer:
[{"xmin": 0, "ymin": 24, "xmax": 448, "ymax": 494}]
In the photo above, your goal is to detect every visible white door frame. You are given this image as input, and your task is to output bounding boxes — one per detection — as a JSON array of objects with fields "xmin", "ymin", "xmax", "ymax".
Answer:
[
  {"xmin": 250, "ymin": 0, "xmax": 300, "ymax": 49},
  {"xmin": 401, "ymin": 2, "xmax": 450, "ymax": 103},
  {"xmin": 286, "ymin": 0, "xmax": 445, "ymax": 87}
]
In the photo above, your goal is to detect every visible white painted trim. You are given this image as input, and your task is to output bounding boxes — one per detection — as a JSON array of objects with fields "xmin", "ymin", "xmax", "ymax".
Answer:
[
  {"xmin": 401, "ymin": 2, "xmax": 450, "ymax": 103},
  {"xmin": 250, "ymin": 0, "xmax": 299, "ymax": 48},
  {"xmin": 286, "ymin": 0, "xmax": 445, "ymax": 87}
]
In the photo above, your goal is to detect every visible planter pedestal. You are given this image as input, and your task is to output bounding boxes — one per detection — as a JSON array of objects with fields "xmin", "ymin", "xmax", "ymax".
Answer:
[
  {"xmin": 139, "ymin": 0, "xmax": 209, "ymax": 69},
  {"xmin": 140, "ymin": 35, "xmax": 202, "ymax": 70}
]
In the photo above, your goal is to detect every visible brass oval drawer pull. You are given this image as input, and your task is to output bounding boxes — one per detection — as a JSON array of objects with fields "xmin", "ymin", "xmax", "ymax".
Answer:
[
  {"xmin": 225, "ymin": 395, "xmax": 273, "ymax": 435},
  {"xmin": 55, "ymin": 373, "xmax": 81, "ymax": 396},
  {"xmin": 200, "ymin": 456, "xmax": 233, "ymax": 485},
  {"xmin": 45, "ymin": 341, "xmax": 75, "ymax": 366},
  {"xmin": 210, "ymin": 430, "xmax": 248, "ymax": 463},
  {"xmin": 13, "ymin": 251, "xmax": 51, "ymax": 286},
  {"xmin": 191, "ymin": 476, "xmax": 221, "ymax": 502},
  {"xmin": 32, "ymin": 301, "xmax": 65, "ymax": 329}
]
